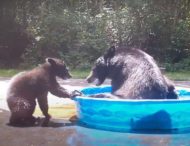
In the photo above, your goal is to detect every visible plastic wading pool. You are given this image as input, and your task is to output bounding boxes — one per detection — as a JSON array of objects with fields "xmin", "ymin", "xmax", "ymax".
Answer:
[{"xmin": 74, "ymin": 86, "xmax": 190, "ymax": 132}]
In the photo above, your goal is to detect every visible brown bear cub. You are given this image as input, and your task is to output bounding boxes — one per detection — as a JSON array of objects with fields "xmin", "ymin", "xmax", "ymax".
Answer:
[
  {"xmin": 87, "ymin": 46, "xmax": 178, "ymax": 99},
  {"xmin": 7, "ymin": 58, "xmax": 74, "ymax": 127}
]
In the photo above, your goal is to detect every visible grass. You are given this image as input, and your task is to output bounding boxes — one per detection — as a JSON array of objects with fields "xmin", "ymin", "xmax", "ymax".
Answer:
[
  {"xmin": 0, "ymin": 68, "xmax": 91, "ymax": 79},
  {"xmin": 70, "ymin": 68, "xmax": 91, "ymax": 79},
  {"xmin": 166, "ymin": 71, "xmax": 190, "ymax": 81},
  {"xmin": 34, "ymin": 104, "xmax": 76, "ymax": 119},
  {"xmin": 0, "ymin": 69, "xmax": 21, "ymax": 77},
  {"xmin": 0, "ymin": 68, "xmax": 189, "ymax": 81}
]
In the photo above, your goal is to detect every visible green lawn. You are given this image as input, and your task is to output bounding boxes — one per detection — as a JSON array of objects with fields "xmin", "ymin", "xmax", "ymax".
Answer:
[
  {"xmin": 34, "ymin": 104, "xmax": 76, "ymax": 119},
  {"xmin": 0, "ymin": 68, "xmax": 91, "ymax": 79},
  {"xmin": 70, "ymin": 69, "xmax": 90, "ymax": 79},
  {"xmin": 0, "ymin": 69, "xmax": 21, "ymax": 77},
  {"xmin": 166, "ymin": 71, "xmax": 190, "ymax": 81},
  {"xmin": 0, "ymin": 69, "xmax": 189, "ymax": 81}
]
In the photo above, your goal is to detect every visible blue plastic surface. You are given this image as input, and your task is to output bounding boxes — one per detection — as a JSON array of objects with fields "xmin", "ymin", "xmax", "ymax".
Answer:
[
  {"xmin": 75, "ymin": 86, "xmax": 190, "ymax": 132},
  {"xmin": 81, "ymin": 86, "xmax": 112, "ymax": 95}
]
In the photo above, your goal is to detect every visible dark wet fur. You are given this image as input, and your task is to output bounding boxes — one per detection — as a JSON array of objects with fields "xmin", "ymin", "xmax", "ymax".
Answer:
[{"xmin": 87, "ymin": 46, "xmax": 178, "ymax": 99}]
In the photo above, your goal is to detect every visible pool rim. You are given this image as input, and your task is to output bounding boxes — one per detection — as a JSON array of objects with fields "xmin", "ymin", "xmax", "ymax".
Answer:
[
  {"xmin": 74, "ymin": 86, "xmax": 190, "ymax": 103},
  {"xmin": 74, "ymin": 86, "xmax": 190, "ymax": 132}
]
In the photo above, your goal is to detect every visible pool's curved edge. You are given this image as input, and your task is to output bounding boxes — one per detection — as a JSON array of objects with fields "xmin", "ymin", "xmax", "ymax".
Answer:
[
  {"xmin": 75, "ymin": 85, "xmax": 190, "ymax": 102},
  {"xmin": 75, "ymin": 95, "xmax": 190, "ymax": 103},
  {"xmin": 74, "ymin": 86, "xmax": 190, "ymax": 132}
]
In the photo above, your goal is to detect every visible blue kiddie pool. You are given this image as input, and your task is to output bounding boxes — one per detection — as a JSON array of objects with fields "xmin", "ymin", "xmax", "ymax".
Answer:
[{"xmin": 74, "ymin": 86, "xmax": 190, "ymax": 132}]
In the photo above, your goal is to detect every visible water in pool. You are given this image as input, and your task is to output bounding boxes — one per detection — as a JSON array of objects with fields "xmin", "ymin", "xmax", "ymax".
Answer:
[{"xmin": 63, "ymin": 86, "xmax": 190, "ymax": 146}]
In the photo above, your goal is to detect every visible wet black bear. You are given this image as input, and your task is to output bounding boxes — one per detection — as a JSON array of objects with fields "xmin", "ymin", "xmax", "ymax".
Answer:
[
  {"xmin": 7, "ymin": 58, "xmax": 74, "ymax": 126},
  {"xmin": 87, "ymin": 46, "xmax": 178, "ymax": 99}
]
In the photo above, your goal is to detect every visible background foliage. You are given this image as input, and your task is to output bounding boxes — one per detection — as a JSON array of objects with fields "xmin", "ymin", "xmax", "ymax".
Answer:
[{"xmin": 0, "ymin": 0, "xmax": 190, "ymax": 71}]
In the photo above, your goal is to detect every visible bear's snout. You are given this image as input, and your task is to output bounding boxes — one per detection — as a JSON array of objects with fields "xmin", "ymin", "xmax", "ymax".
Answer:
[
  {"xmin": 67, "ymin": 73, "xmax": 72, "ymax": 79},
  {"xmin": 86, "ymin": 76, "xmax": 94, "ymax": 83},
  {"xmin": 86, "ymin": 72, "xmax": 96, "ymax": 83}
]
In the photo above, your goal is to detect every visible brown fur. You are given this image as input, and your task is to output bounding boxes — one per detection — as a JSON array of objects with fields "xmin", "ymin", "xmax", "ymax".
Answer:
[{"xmin": 7, "ymin": 58, "xmax": 72, "ymax": 126}]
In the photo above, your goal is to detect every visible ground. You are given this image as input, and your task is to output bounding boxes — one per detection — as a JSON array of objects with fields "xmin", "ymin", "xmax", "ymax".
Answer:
[{"xmin": 0, "ymin": 78, "xmax": 190, "ymax": 146}]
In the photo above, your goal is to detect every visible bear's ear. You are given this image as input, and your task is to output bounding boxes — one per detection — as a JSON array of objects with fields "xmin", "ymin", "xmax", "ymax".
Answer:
[
  {"xmin": 104, "ymin": 46, "xmax": 116, "ymax": 60},
  {"xmin": 46, "ymin": 58, "xmax": 56, "ymax": 66}
]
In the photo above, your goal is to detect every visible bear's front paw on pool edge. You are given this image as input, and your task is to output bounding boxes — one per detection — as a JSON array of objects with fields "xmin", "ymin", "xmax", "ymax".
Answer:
[{"xmin": 70, "ymin": 90, "xmax": 83, "ymax": 99}]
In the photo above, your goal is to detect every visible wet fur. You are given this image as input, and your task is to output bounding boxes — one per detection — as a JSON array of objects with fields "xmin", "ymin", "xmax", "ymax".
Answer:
[
  {"xmin": 87, "ymin": 46, "xmax": 178, "ymax": 99},
  {"xmin": 7, "ymin": 58, "xmax": 72, "ymax": 126}
]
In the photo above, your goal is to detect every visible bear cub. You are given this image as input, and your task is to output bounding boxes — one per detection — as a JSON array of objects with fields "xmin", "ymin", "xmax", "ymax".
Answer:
[
  {"xmin": 7, "ymin": 58, "xmax": 74, "ymax": 127},
  {"xmin": 87, "ymin": 46, "xmax": 178, "ymax": 99}
]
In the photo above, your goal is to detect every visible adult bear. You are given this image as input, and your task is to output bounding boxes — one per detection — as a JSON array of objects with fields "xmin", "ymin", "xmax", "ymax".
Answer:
[
  {"xmin": 87, "ymin": 46, "xmax": 178, "ymax": 99},
  {"xmin": 6, "ymin": 58, "xmax": 75, "ymax": 127}
]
